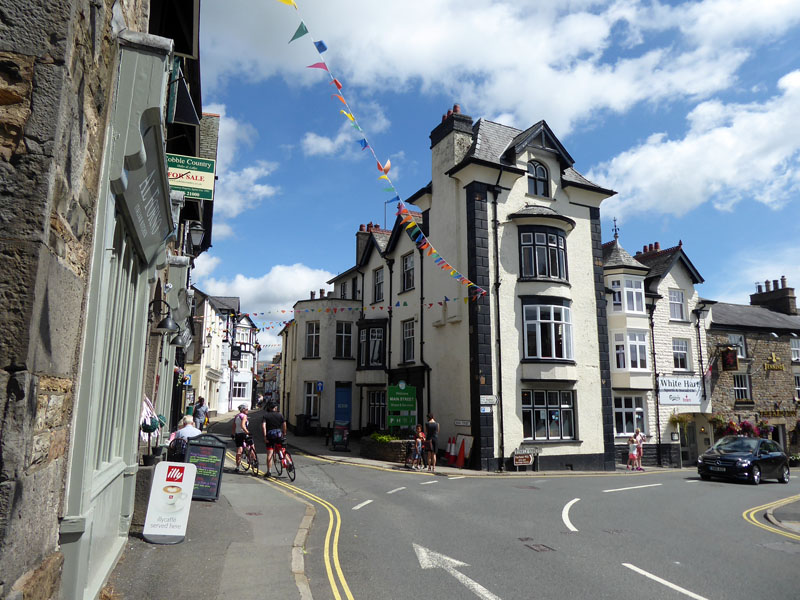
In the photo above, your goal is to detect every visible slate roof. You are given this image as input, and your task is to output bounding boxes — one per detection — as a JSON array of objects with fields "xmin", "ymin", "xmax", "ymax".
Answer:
[
  {"xmin": 710, "ymin": 302, "xmax": 800, "ymax": 331},
  {"xmin": 459, "ymin": 118, "xmax": 614, "ymax": 195},
  {"xmin": 372, "ymin": 230, "xmax": 391, "ymax": 253},
  {"xmin": 602, "ymin": 239, "xmax": 649, "ymax": 270},
  {"xmin": 507, "ymin": 204, "xmax": 576, "ymax": 228},
  {"xmin": 209, "ymin": 296, "xmax": 239, "ymax": 313},
  {"xmin": 635, "ymin": 243, "xmax": 704, "ymax": 284}
]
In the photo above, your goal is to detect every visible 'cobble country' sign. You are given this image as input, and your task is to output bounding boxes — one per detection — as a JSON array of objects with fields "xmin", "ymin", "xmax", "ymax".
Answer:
[
  {"xmin": 658, "ymin": 376, "xmax": 702, "ymax": 405},
  {"xmin": 167, "ymin": 153, "xmax": 216, "ymax": 201}
]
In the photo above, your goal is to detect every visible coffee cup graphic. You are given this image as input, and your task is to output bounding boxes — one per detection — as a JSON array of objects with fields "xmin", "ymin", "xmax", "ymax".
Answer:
[{"xmin": 163, "ymin": 485, "xmax": 187, "ymax": 506}]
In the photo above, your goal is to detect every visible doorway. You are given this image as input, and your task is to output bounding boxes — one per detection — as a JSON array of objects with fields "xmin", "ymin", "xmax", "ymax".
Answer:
[{"xmin": 335, "ymin": 383, "xmax": 352, "ymax": 423}]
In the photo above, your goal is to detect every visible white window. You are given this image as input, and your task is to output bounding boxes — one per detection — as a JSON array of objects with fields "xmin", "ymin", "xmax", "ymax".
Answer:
[
  {"xmin": 360, "ymin": 326, "xmax": 384, "ymax": 367},
  {"xmin": 614, "ymin": 333, "xmax": 626, "ymax": 369},
  {"xmin": 795, "ymin": 375, "xmax": 800, "ymax": 400},
  {"xmin": 611, "ymin": 280, "xmax": 622, "ymax": 311},
  {"xmin": 625, "ymin": 279, "xmax": 645, "ymax": 313},
  {"xmin": 728, "ymin": 333, "xmax": 746, "ymax": 358},
  {"xmin": 627, "ymin": 331, "xmax": 648, "ymax": 370},
  {"xmin": 614, "ymin": 396, "xmax": 645, "ymax": 436},
  {"xmin": 373, "ymin": 267, "xmax": 384, "ymax": 303},
  {"xmin": 305, "ymin": 321, "xmax": 320, "ymax": 358},
  {"xmin": 402, "ymin": 253, "xmax": 414, "ymax": 291},
  {"xmin": 523, "ymin": 304, "xmax": 573, "ymax": 360},
  {"xmin": 669, "ymin": 289, "xmax": 685, "ymax": 320},
  {"xmin": 520, "ymin": 228, "xmax": 567, "ymax": 280},
  {"xmin": 232, "ymin": 382, "xmax": 247, "ymax": 399},
  {"xmin": 340, "ymin": 281, "xmax": 348, "ymax": 299},
  {"xmin": 791, "ymin": 338, "xmax": 800, "ymax": 362},
  {"xmin": 402, "ymin": 319, "xmax": 415, "ymax": 362},
  {"xmin": 368, "ymin": 390, "xmax": 387, "ymax": 430},
  {"xmin": 672, "ymin": 338, "xmax": 690, "ymax": 371},
  {"xmin": 335, "ymin": 322, "xmax": 352, "ymax": 358},
  {"xmin": 304, "ymin": 381, "xmax": 319, "ymax": 417},
  {"xmin": 522, "ymin": 390, "xmax": 575, "ymax": 440},
  {"xmin": 733, "ymin": 374, "xmax": 751, "ymax": 402}
]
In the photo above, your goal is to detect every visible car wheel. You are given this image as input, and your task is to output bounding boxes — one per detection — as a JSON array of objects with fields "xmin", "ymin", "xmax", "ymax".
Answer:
[
  {"xmin": 778, "ymin": 464, "xmax": 790, "ymax": 484},
  {"xmin": 699, "ymin": 473, "xmax": 711, "ymax": 481},
  {"xmin": 750, "ymin": 464, "xmax": 761, "ymax": 485}
]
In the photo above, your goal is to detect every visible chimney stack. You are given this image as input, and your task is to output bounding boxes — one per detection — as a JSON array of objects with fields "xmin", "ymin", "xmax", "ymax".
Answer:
[
  {"xmin": 310, "ymin": 291, "xmax": 316, "ymax": 300},
  {"xmin": 654, "ymin": 241, "xmax": 660, "ymax": 251},
  {"xmin": 319, "ymin": 288, "xmax": 325, "ymax": 299},
  {"xmin": 756, "ymin": 283, "xmax": 763, "ymax": 293},
  {"xmin": 430, "ymin": 103, "xmax": 474, "ymax": 165},
  {"xmin": 751, "ymin": 276, "xmax": 796, "ymax": 315},
  {"xmin": 648, "ymin": 243, "xmax": 654, "ymax": 252}
]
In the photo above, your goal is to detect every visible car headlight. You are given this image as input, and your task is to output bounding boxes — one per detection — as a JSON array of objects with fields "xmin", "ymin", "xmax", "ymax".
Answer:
[
  {"xmin": 697, "ymin": 456, "xmax": 704, "ymax": 464},
  {"xmin": 737, "ymin": 459, "xmax": 751, "ymax": 467}
]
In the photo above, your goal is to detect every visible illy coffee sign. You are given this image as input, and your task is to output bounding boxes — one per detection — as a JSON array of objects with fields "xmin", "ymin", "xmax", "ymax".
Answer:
[{"xmin": 143, "ymin": 461, "xmax": 197, "ymax": 544}]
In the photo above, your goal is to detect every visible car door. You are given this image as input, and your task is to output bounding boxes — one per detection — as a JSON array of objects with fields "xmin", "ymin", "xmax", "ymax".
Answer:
[{"xmin": 760, "ymin": 440, "xmax": 780, "ymax": 477}]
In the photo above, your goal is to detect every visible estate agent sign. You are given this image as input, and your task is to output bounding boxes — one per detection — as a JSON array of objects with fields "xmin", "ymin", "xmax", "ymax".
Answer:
[
  {"xmin": 167, "ymin": 153, "xmax": 216, "ymax": 201},
  {"xmin": 658, "ymin": 376, "xmax": 702, "ymax": 406}
]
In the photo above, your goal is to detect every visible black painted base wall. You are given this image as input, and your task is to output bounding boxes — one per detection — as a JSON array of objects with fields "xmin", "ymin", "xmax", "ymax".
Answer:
[{"xmin": 614, "ymin": 443, "xmax": 682, "ymax": 468}]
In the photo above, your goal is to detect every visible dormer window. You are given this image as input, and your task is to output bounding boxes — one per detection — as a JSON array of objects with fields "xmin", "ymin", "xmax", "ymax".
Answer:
[{"xmin": 527, "ymin": 161, "xmax": 549, "ymax": 197}]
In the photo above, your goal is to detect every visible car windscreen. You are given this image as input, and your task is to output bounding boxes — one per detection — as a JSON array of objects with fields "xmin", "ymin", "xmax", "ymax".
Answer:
[{"xmin": 713, "ymin": 436, "xmax": 758, "ymax": 453}]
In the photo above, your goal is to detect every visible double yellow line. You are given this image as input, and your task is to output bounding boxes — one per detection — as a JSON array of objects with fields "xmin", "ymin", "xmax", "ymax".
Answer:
[
  {"xmin": 742, "ymin": 494, "xmax": 800, "ymax": 541},
  {"xmin": 225, "ymin": 451, "xmax": 354, "ymax": 600}
]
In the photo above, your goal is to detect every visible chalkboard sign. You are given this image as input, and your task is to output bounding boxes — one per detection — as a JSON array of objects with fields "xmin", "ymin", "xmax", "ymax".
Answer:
[{"xmin": 186, "ymin": 434, "xmax": 226, "ymax": 501}]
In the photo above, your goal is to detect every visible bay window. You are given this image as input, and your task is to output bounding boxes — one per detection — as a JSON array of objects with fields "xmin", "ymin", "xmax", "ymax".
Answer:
[
  {"xmin": 628, "ymin": 331, "xmax": 648, "ymax": 370},
  {"xmin": 519, "ymin": 226, "xmax": 567, "ymax": 281},
  {"xmin": 523, "ymin": 302, "xmax": 573, "ymax": 360}
]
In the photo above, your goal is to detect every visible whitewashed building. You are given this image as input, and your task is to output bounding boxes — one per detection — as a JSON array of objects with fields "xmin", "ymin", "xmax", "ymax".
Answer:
[{"xmin": 603, "ymin": 236, "xmax": 710, "ymax": 466}]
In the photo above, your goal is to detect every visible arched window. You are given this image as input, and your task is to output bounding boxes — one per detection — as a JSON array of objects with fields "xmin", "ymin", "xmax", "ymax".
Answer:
[{"xmin": 527, "ymin": 161, "xmax": 549, "ymax": 197}]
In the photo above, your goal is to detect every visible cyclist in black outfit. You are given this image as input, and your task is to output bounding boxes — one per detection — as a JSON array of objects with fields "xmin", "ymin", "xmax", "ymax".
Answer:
[{"xmin": 261, "ymin": 402, "xmax": 287, "ymax": 478}]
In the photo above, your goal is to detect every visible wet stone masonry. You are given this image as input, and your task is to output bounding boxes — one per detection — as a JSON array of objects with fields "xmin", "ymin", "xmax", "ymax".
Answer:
[{"xmin": 707, "ymin": 330, "xmax": 799, "ymax": 452}]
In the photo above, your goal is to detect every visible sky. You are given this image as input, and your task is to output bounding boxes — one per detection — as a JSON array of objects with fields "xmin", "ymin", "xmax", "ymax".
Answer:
[{"xmin": 195, "ymin": 0, "xmax": 800, "ymax": 361}]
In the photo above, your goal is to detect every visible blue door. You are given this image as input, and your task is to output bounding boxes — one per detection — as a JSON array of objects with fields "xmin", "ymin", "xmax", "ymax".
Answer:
[{"xmin": 335, "ymin": 385, "xmax": 352, "ymax": 423}]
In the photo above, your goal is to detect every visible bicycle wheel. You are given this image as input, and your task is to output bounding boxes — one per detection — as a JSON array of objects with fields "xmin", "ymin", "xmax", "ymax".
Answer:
[
  {"xmin": 249, "ymin": 449, "xmax": 259, "ymax": 474},
  {"xmin": 272, "ymin": 450, "xmax": 283, "ymax": 476},
  {"xmin": 285, "ymin": 450, "xmax": 296, "ymax": 482},
  {"xmin": 241, "ymin": 449, "xmax": 251, "ymax": 472}
]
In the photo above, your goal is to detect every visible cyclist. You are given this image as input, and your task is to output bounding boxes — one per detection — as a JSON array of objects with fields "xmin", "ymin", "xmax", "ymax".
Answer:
[
  {"xmin": 261, "ymin": 401, "xmax": 286, "ymax": 478},
  {"xmin": 232, "ymin": 404, "xmax": 250, "ymax": 472}
]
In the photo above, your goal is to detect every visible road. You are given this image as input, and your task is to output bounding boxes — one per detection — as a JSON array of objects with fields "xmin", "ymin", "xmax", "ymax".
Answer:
[{"xmin": 282, "ymin": 452, "xmax": 800, "ymax": 600}]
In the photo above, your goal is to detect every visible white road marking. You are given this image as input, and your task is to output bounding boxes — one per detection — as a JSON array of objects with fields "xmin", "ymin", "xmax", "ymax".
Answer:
[
  {"xmin": 602, "ymin": 483, "xmax": 663, "ymax": 493},
  {"xmin": 420, "ymin": 480, "xmax": 438, "ymax": 485},
  {"xmin": 686, "ymin": 480, "xmax": 699, "ymax": 483},
  {"xmin": 414, "ymin": 544, "xmax": 502, "ymax": 600},
  {"xmin": 561, "ymin": 498, "xmax": 580, "ymax": 532},
  {"xmin": 352, "ymin": 500, "xmax": 373, "ymax": 510},
  {"xmin": 449, "ymin": 476, "xmax": 466, "ymax": 480},
  {"xmin": 387, "ymin": 487, "xmax": 406, "ymax": 494},
  {"xmin": 623, "ymin": 563, "xmax": 709, "ymax": 600}
]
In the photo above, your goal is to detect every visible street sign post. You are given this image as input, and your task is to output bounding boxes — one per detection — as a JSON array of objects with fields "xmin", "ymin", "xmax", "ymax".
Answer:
[{"xmin": 387, "ymin": 385, "xmax": 416, "ymax": 427}]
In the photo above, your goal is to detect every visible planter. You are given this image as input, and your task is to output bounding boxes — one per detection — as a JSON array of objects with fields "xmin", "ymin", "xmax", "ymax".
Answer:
[
  {"xmin": 152, "ymin": 445, "xmax": 163, "ymax": 457},
  {"xmin": 142, "ymin": 454, "xmax": 158, "ymax": 466},
  {"xmin": 360, "ymin": 437, "xmax": 407, "ymax": 463}
]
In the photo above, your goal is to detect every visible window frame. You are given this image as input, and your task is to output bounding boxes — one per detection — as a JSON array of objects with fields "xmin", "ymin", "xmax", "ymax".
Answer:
[
  {"xmin": 522, "ymin": 301, "xmax": 573, "ymax": 361},
  {"xmin": 232, "ymin": 381, "xmax": 248, "ymax": 399},
  {"xmin": 373, "ymin": 267, "xmax": 384, "ymax": 303},
  {"xmin": 669, "ymin": 289, "xmax": 686, "ymax": 321},
  {"xmin": 624, "ymin": 278, "xmax": 645, "ymax": 314},
  {"xmin": 340, "ymin": 281, "xmax": 348, "ymax": 299},
  {"xmin": 335, "ymin": 321, "xmax": 353, "ymax": 358},
  {"xmin": 368, "ymin": 390, "xmax": 387, "ymax": 430},
  {"xmin": 521, "ymin": 389, "xmax": 576, "ymax": 441},
  {"xmin": 304, "ymin": 381, "xmax": 319, "ymax": 418},
  {"xmin": 519, "ymin": 226, "xmax": 568, "ymax": 281},
  {"xmin": 305, "ymin": 321, "xmax": 320, "ymax": 358},
  {"xmin": 611, "ymin": 279, "xmax": 622, "ymax": 312},
  {"xmin": 401, "ymin": 252, "xmax": 414, "ymax": 292},
  {"xmin": 527, "ymin": 161, "xmax": 549, "ymax": 197},
  {"xmin": 791, "ymin": 338, "xmax": 800, "ymax": 362},
  {"xmin": 402, "ymin": 319, "xmax": 415, "ymax": 362},
  {"xmin": 358, "ymin": 322, "xmax": 386, "ymax": 368},
  {"xmin": 613, "ymin": 395, "xmax": 645, "ymax": 436},
  {"xmin": 795, "ymin": 375, "xmax": 800, "ymax": 400},
  {"xmin": 733, "ymin": 373, "xmax": 751, "ymax": 402},
  {"xmin": 627, "ymin": 330, "xmax": 648, "ymax": 370},
  {"xmin": 728, "ymin": 333, "xmax": 746, "ymax": 359},
  {"xmin": 672, "ymin": 338, "xmax": 690, "ymax": 371}
]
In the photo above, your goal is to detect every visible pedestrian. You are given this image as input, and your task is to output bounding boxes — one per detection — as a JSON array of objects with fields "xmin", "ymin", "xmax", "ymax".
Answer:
[
  {"xmin": 627, "ymin": 435, "xmax": 637, "ymax": 470},
  {"xmin": 412, "ymin": 424, "xmax": 425, "ymax": 471},
  {"xmin": 634, "ymin": 427, "xmax": 646, "ymax": 471},
  {"xmin": 257, "ymin": 394, "xmax": 264, "ymax": 409},
  {"xmin": 193, "ymin": 397, "xmax": 208, "ymax": 431},
  {"xmin": 232, "ymin": 405, "xmax": 250, "ymax": 472},
  {"xmin": 176, "ymin": 415, "xmax": 201, "ymax": 440},
  {"xmin": 425, "ymin": 413, "xmax": 439, "ymax": 473}
]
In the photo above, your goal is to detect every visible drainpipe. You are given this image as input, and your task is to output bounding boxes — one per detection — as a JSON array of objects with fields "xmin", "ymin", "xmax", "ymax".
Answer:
[
  {"xmin": 647, "ymin": 302, "xmax": 663, "ymax": 466},
  {"xmin": 490, "ymin": 169, "xmax": 505, "ymax": 470},
  {"xmin": 419, "ymin": 248, "xmax": 432, "ymax": 415},
  {"xmin": 386, "ymin": 258, "xmax": 394, "ymax": 378},
  {"xmin": 693, "ymin": 303, "xmax": 707, "ymax": 404}
]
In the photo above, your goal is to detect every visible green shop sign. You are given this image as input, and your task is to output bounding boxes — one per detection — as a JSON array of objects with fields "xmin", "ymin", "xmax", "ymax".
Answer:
[
  {"xmin": 166, "ymin": 153, "xmax": 216, "ymax": 201},
  {"xmin": 387, "ymin": 385, "xmax": 417, "ymax": 427}
]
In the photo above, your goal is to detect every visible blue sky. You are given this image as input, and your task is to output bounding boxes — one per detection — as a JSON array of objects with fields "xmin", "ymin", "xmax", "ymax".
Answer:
[{"xmin": 195, "ymin": 0, "xmax": 800, "ymax": 360}]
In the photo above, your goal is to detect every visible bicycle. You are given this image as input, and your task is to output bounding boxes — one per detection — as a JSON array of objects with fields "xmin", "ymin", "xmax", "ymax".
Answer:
[
  {"xmin": 269, "ymin": 438, "xmax": 296, "ymax": 481},
  {"xmin": 240, "ymin": 435, "xmax": 259, "ymax": 473}
]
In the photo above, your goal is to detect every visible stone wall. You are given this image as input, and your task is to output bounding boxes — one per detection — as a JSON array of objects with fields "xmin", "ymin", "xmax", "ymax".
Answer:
[
  {"xmin": 359, "ymin": 438, "xmax": 408, "ymax": 464},
  {"xmin": 0, "ymin": 0, "xmax": 135, "ymax": 596}
]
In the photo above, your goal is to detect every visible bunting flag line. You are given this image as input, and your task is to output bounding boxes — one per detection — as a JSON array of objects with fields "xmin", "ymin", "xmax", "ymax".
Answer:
[{"xmin": 275, "ymin": 0, "xmax": 488, "ymax": 299}]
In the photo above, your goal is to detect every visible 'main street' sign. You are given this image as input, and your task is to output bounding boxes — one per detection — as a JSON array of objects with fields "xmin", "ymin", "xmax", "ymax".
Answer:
[{"xmin": 167, "ymin": 153, "xmax": 216, "ymax": 201}]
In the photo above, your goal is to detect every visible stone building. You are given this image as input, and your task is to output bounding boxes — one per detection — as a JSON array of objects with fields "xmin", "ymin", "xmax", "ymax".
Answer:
[
  {"xmin": 706, "ymin": 278, "xmax": 800, "ymax": 452},
  {"xmin": 0, "ymin": 1, "xmax": 208, "ymax": 598}
]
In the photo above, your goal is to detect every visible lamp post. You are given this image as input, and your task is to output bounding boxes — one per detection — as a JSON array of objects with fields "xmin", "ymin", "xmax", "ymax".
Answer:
[{"xmin": 189, "ymin": 222, "xmax": 205, "ymax": 255}]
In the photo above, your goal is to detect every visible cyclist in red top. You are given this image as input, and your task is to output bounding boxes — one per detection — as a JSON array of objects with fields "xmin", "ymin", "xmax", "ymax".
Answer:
[{"xmin": 261, "ymin": 402, "xmax": 287, "ymax": 478}]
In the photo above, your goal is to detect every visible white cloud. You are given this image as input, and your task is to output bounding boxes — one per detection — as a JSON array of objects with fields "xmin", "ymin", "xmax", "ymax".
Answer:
[
  {"xmin": 215, "ymin": 160, "xmax": 280, "ymax": 219},
  {"xmin": 211, "ymin": 222, "xmax": 234, "ymax": 241},
  {"xmin": 591, "ymin": 70, "xmax": 800, "ymax": 219},
  {"xmin": 201, "ymin": 0, "xmax": 800, "ymax": 135},
  {"xmin": 191, "ymin": 253, "xmax": 221, "ymax": 280},
  {"xmin": 301, "ymin": 100, "xmax": 391, "ymax": 158},
  {"xmin": 204, "ymin": 103, "xmax": 257, "ymax": 173}
]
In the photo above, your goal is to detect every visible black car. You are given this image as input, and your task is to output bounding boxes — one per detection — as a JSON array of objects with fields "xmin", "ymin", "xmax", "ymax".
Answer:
[{"xmin": 697, "ymin": 435, "xmax": 790, "ymax": 485}]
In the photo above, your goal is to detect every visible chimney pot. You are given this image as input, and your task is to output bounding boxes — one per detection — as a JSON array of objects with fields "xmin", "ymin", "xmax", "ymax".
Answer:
[
  {"xmin": 446, "ymin": 109, "xmax": 453, "ymax": 118},
  {"xmin": 310, "ymin": 291, "xmax": 316, "ymax": 300},
  {"xmin": 359, "ymin": 224, "xmax": 366, "ymax": 232},
  {"xmin": 648, "ymin": 243, "xmax": 654, "ymax": 252},
  {"xmin": 773, "ymin": 279, "xmax": 780, "ymax": 291},
  {"xmin": 453, "ymin": 103, "xmax": 461, "ymax": 113},
  {"xmin": 441, "ymin": 115, "xmax": 446, "ymax": 122},
  {"xmin": 765, "ymin": 280, "xmax": 771, "ymax": 292},
  {"xmin": 319, "ymin": 288, "xmax": 325, "ymax": 299},
  {"xmin": 781, "ymin": 275, "xmax": 787, "ymax": 288},
  {"xmin": 643, "ymin": 245, "xmax": 648, "ymax": 253},
  {"xmin": 756, "ymin": 283, "xmax": 763, "ymax": 293},
  {"xmin": 654, "ymin": 241, "xmax": 660, "ymax": 250}
]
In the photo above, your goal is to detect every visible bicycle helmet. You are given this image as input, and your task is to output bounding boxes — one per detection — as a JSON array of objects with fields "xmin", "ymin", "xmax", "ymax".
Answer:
[{"xmin": 238, "ymin": 404, "xmax": 247, "ymax": 412}]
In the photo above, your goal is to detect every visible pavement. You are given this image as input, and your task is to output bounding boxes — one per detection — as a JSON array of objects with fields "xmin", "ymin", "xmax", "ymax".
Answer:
[{"xmin": 105, "ymin": 411, "xmax": 800, "ymax": 598}]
